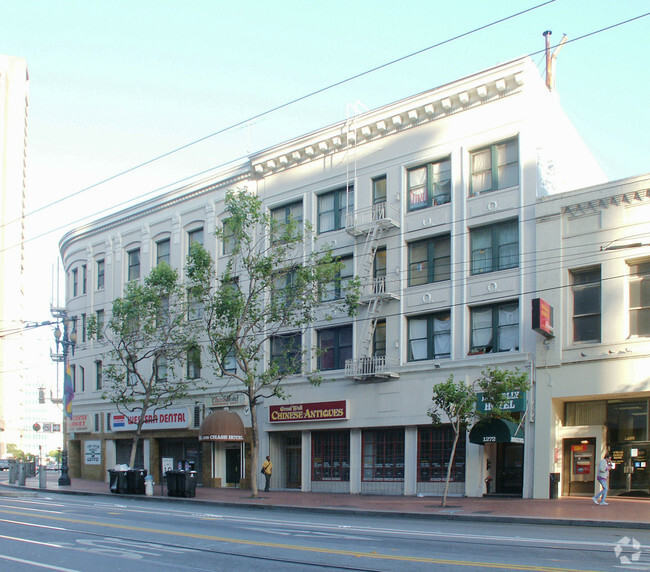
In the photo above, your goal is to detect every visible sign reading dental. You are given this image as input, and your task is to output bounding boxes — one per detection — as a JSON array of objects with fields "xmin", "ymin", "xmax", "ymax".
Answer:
[
  {"xmin": 269, "ymin": 400, "xmax": 347, "ymax": 423},
  {"xmin": 111, "ymin": 408, "xmax": 190, "ymax": 432},
  {"xmin": 476, "ymin": 391, "xmax": 526, "ymax": 414}
]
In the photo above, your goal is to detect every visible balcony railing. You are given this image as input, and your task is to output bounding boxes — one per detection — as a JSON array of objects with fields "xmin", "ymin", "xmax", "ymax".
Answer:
[
  {"xmin": 360, "ymin": 274, "xmax": 400, "ymax": 302},
  {"xmin": 345, "ymin": 355, "xmax": 400, "ymax": 380},
  {"xmin": 345, "ymin": 202, "xmax": 400, "ymax": 236}
]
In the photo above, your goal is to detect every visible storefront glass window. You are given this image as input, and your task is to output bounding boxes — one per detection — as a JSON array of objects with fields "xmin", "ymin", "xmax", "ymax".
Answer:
[
  {"xmin": 362, "ymin": 428, "xmax": 405, "ymax": 481},
  {"xmin": 417, "ymin": 425, "xmax": 466, "ymax": 482},
  {"xmin": 311, "ymin": 430, "xmax": 350, "ymax": 482},
  {"xmin": 607, "ymin": 401, "xmax": 648, "ymax": 443}
]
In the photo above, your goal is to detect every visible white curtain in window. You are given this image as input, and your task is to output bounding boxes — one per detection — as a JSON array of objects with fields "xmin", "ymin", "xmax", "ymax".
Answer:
[
  {"xmin": 497, "ymin": 224, "xmax": 518, "ymax": 269},
  {"xmin": 472, "ymin": 307, "xmax": 493, "ymax": 348},
  {"xmin": 498, "ymin": 304, "xmax": 519, "ymax": 351},
  {"xmin": 319, "ymin": 194, "xmax": 335, "ymax": 232},
  {"xmin": 409, "ymin": 167, "xmax": 427, "ymax": 208},
  {"xmin": 409, "ymin": 319, "xmax": 428, "ymax": 360},
  {"xmin": 471, "ymin": 149, "xmax": 492, "ymax": 193},
  {"xmin": 433, "ymin": 315, "xmax": 451, "ymax": 356}
]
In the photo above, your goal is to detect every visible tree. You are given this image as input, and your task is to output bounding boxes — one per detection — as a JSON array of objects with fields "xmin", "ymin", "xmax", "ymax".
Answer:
[
  {"xmin": 6, "ymin": 444, "xmax": 26, "ymax": 461},
  {"xmin": 187, "ymin": 189, "xmax": 359, "ymax": 497},
  {"xmin": 428, "ymin": 367, "xmax": 530, "ymax": 507},
  {"xmin": 88, "ymin": 262, "xmax": 202, "ymax": 469}
]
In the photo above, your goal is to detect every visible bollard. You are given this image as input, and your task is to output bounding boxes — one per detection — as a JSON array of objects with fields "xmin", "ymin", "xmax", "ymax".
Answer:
[
  {"xmin": 39, "ymin": 467, "xmax": 47, "ymax": 489},
  {"xmin": 8, "ymin": 462, "xmax": 17, "ymax": 484},
  {"xmin": 18, "ymin": 463, "xmax": 26, "ymax": 486},
  {"xmin": 144, "ymin": 474, "xmax": 154, "ymax": 496}
]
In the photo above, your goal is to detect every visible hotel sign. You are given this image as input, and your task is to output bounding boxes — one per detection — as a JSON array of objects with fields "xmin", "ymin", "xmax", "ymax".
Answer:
[
  {"xmin": 476, "ymin": 391, "xmax": 526, "ymax": 414},
  {"xmin": 532, "ymin": 298, "xmax": 554, "ymax": 338},
  {"xmin": 269, "ymin": 400, "xmax": 347, "ymax": 423}
]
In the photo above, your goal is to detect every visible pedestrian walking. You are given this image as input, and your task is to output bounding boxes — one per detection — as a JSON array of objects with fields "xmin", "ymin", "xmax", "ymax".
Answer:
[
  {"xmin": 593, "ymin": 452, "xmax": 612, "ymax": 505},
  {"xmin": 262, "ymin": 455, "xmax": 272, "ymax": 492}
]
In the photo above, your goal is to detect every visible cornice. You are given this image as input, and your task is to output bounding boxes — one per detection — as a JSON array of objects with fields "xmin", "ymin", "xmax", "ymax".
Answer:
[
  {"xmin": 250, "ymin": 69, "xmax": 527, "ymax": 178},
  {"xmin": 562, "ymin": 188, "xmax": 650, "ymax": 217}
]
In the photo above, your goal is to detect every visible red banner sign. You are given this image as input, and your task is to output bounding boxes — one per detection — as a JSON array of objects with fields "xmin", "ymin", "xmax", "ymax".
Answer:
[{"xmin": 269, "ymin": 400, "xmax": 347, "ymax": 423}]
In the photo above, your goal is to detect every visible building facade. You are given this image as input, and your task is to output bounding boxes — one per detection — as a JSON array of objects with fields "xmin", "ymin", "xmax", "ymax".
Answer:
[
  {"xmin": 60, "ymin": 56, "xmax": 629, "ymax": 498},
  {"xmin": 534, "ymin": 174, "xmax": 650, "ymax": 499}
]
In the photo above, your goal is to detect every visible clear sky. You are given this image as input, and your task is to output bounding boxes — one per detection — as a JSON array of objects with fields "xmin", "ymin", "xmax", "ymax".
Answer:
[{"xmin": 2, "ymin": 0, "xmax": 649, "ymax": 390}]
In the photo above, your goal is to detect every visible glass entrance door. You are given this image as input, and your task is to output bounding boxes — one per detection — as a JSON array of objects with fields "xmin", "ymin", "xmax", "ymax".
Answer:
[
  {"xmin": 285, "ymin": 435, "xmax": 301, "ymax": 489},
  {"xmin": 225, "ymin": 447, "xmax": 241, "ymax": 486},
  {"xmin": 495, "ymin": 443, "xmax": 523, "ymax": 495}
]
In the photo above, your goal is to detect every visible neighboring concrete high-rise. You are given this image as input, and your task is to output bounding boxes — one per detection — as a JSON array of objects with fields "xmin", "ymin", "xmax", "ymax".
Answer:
[{"xmin": 0, "ymin": 55, "xmax": 29, "ymax": 458}]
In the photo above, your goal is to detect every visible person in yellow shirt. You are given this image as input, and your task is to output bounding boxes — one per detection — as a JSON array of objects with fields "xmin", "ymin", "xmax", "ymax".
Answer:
[{"xmin": 262, "ymin": 455, "xmax": 272, "ymax": 492}]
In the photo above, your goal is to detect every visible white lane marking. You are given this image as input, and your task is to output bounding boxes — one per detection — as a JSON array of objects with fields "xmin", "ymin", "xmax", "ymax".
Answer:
[{"xmin": 0, "ymin": 553, "xmax": 79, "ymax": 571}]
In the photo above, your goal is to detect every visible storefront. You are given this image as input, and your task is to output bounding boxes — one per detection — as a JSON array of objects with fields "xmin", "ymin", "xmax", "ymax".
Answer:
[{"xmin": 199, "ymin": 408, "xmax": 246, "ymax": 488}]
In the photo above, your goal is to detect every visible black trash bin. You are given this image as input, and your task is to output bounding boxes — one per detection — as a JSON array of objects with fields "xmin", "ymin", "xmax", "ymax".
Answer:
[
  {"xmin": 549, "ymin": 472, "xmax": 560, "ymax": 499},
  {"xmin": 108, "ymin": 469, "xmax": 129, "ymax": 494},
  {"xmin": 126, "ymin": 469, "xmax": 147, "ymax": 494},
  {"xmin": 166, "ymin": 470, "xmax": 197, "ymax": 497}
]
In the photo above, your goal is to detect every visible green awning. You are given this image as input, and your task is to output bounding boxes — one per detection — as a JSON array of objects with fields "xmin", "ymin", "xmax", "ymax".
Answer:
[{"xmin": 469, "ymin": 418, "xmax": 524, "ymax": 445}]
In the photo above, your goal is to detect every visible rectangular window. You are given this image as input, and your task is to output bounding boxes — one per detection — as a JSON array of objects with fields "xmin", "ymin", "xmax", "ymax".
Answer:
[
  {"xmin": 71, "ymin": 365, "xmax": 76, "ymax": 392},
  {"xmin": 72, "ymin": 268, "xmax": 78, "ymax": 297},
  {"xmin": 312, "ymin": 430, "xmax": 350, "ymax": 482},
  {"xmin": 470, "ymin": 220, "xmax": 518, "ymax": 275},
  {"xmin": 362, "ymin": 428, "xmax": 405, "ymax": 481},
  {"xmin": 607, "ymin": 400, "xmax": 648, "ymax": 443},
  {"xmin": 155, "ymin": 355, "xmax": 168, "ymax": 382},
  {"xmin": 127, "ymin": 248, "xmax": 141, "ymax": 281},
  {"xmin": 97, "ymin": 259, "xmax": 105, "ymax": 290},
  {"xmin": 372, "ymin": 176, "xmax": 387, "ymax": 204},
  {"xmin": 94, "ymin": 413, "xmax": 100, "ymax": 433},
  {"xmin": 188, "ymin": 227, "xmax": 204, "ymax": 253},
  {"xmin": 408, "ymin": 311, "xmax": 451, "ymax": 361},
  {"xmin": 95, "ymin": 360, "xmax": 103, "ymax": 390},
  {"xmin": 407, "ymin": 158, "xmax": 451, "ymax": 210},
  {"xmin": 222, "ymin": 219, "xmax": 235, "ymax": 255},
  {"xmin": 318, "ymin": 185, "xmax": 354, "ymax": 234},
  {"xmin": 224, "ymin": 348, "xmax": 237, "ymax": 373},
  {"xmin": 321, "ymin": 256, "xmax": 354, "ymax": 302},
  {"xmin": 156, "ymin": 238, "xmax": 170, "ymax": 266},
  {"xmin": 470, "ymin": 138, "xmax": 518, "ymax": 195},
  {"xmin": 271, "ymin": 200, "xmax": 303, "ymax": 244},
  {"xmin": 79, "ymin": 366, "xmax": 85, "ymax": 392},
  {"xmin": 272, "ymin": 268, "xmax": 297, "ymax": 309},
  {"xmin": 95, "ymin": 309, "xmax": 104, "ymax": 339},
  {"xmin": 408, "ymin": 235, "xmax": 451, "ymax": 286},
  {"xmin": 373, "ymin": 319, "xmax": 386, "ymax": 357},
  {"xmin": 571, "ymin": 267, "xmax": 601, "ymax": 343},
  {"xmin": 374, "ymin": 248, "xmax": 387, "ymax": 294},
  {"xmin": 188, "ymin": 291, "xmax": 204, "ymax": 321},
  {"xmin": 187, "ymin": 346, "xmax": 201, "ymax": 379},
  {"xmin": 470, "ymin": 301, "xmax": 519, "ymax": 354},
  {"xmin": 418, "ymin": 426, "xmax": 465, "ymax": 482},
  {"xmin": 81, "ymin": 314, "xmax": 86, "ymax": 343},
  {"xmin": 82, "ymin": 264, "xmax": 87, "ymax": 294},
  {"xmin": 317, "ymin": 325, "xmax": 353, "ymax": 370},
  {"xmin": 270, "ymin": 333, "xmax": 302, "ymax": 375},
  {"xmin": 629, "ymin": 261, "xmax": 650, "ymax": 336}
]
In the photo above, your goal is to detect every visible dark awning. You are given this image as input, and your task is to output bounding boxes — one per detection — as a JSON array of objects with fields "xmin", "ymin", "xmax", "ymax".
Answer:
[
  {"xmin": 469, "ymin": 418, "xmax": 524, "ymax": 445},
  {"xmin": 198, "ymin": 410, "xmax": 245, "ymax": 442}
]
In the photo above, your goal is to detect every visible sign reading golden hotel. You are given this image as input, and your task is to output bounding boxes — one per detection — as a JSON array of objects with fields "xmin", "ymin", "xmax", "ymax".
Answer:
[{"xmin": 269, "ymin": 400, "xmax": 347, "ymax": 423}]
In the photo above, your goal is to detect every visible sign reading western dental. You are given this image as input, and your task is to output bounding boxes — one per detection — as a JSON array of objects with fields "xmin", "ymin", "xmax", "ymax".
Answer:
[
  {"xmin": 476, "ymin": 391, "xmax": 526, "ymax": 414},
  {"xmin": 111, "ymin": 408, "xmax": 190, "ymax": 432},
  {"xmin": 269, "ymin": 401, "xmax": 347, "ymax": 423}
]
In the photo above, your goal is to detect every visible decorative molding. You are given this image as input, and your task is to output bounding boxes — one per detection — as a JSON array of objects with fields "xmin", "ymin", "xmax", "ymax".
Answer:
[{"xmin": 562, "ymin": 189, "xmax": 650, "ymax": 217}]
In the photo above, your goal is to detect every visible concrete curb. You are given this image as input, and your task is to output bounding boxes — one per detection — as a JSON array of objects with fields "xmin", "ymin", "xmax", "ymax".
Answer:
[{"xmin": 2, "ymin": 482, "xmax": 649, "ymax": 530}]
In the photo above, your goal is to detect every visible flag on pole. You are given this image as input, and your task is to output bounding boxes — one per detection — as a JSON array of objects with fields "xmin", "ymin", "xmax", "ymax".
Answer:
[{"xmin": 63, "ymin": 363, "xmax": 74, "ymax": 418}]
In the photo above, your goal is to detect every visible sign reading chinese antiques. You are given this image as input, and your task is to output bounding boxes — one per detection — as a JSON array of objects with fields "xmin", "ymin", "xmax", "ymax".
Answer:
[
  {"xmin": 476, "ymin": 391, "xmax": 526, "ymax": 414},
  {"xmin": 269, "ymin": 400, "xmax": 347, "ymax": 423},
  {"xmin": 532, "ymin": 298, "xmax": 554, "ymax": 338},
  {"xmin": 111, "ymin": 408, "xmax": 190, "ymax": 432}
]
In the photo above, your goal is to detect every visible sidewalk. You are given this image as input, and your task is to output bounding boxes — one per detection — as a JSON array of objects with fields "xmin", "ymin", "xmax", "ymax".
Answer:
[{"xmin": 1, "ymin": 471, "xmax": 648, "ymax": 529}]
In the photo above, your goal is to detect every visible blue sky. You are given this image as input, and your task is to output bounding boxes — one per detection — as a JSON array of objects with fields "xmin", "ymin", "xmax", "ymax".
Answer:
[{"xmin": 2, "ymin": 0, "xmax": 649, "ymax": 385}]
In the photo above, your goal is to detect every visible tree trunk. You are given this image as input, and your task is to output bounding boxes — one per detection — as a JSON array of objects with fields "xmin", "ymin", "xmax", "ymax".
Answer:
[
  {"xmin": 249, "ymin": 391, "xmax": 259, "ymax": 498},
  {"xmin": 441, "ymin": 430, "xmax": 460, "ymax": 508}
]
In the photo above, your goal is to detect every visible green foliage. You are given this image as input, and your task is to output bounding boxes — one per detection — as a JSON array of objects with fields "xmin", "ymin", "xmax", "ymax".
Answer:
[
  {"xmin": 428, "ymin": 375, "xmax": 476, "ymax": 429},
  {"xmin": 88, "ymin": 261, "xmax": 203, "ymax": 467},
  {"xmin": 6, "ymin": 444, "xmax": 26, "ymax": 461},
  {"xmin": 186, "ymin": 188, "xmax": 360, "ymax": 496},
  {"xmin": 475, "ymin": 366, "xmax": 530, "ymax": 421}
]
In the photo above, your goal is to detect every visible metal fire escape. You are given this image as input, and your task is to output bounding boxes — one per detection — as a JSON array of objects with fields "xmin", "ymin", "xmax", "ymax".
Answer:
[{"xmin": 344, "ymin": 202, "xmax": 400, "ymax": 380}]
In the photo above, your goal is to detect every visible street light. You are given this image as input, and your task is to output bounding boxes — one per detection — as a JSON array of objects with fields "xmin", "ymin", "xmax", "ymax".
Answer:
[{"xmin": 53, "ymin": 318, "xmax": 77, "ymax": 486}]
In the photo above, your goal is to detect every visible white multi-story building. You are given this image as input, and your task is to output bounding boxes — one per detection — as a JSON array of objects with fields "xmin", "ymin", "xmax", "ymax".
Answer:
[
  {"xmin": 60, "ymin": 55, "xmax": 634, "ymax": 499},
  {"xmin": 0, "ymin": 55, "xmax": 30, "ymax": 457}
]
